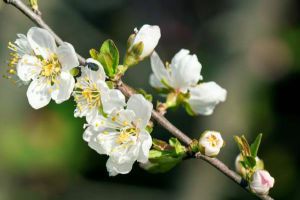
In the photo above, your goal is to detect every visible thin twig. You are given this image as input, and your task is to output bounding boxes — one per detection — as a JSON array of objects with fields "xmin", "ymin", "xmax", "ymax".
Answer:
[{"xmin": 2, "ymin": 0, "xmax": 274, "ymax": 199}]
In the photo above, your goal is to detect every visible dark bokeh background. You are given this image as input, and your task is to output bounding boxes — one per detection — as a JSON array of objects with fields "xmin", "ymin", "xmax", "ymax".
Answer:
[{"xmin": 1, "ymin": 0, "xmax": 300, "ymax": 199}]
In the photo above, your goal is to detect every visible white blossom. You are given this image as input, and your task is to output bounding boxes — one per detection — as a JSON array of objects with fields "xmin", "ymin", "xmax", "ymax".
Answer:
[
  {"xmin": 130, "ymin": 24, "xmax": 161, "ymax": 60},
  {"xmin": 83, "ymin": 94, "xmax": 153, "ymax": 176},
  {"xmin": 150, "ymin": 50, "xmax": 227, "ymax": 115},
  {"xmin": 199, "ymin": 131, "xmax": 224, "ymax": 157},
  {"xmin": 150, "ymin": 49, "xmax": 202, "ymax": 93},
  {"xmin": 188, "ymin": 82, "xmax": 227, "ymax": 115},
  {"xmin": 73, "ymin": 58, "xmax": 125, "ymax": 122},
  {"xmin": 250, "ymin": 170, "xmax": 275, "ymax": 195},
  {"xmin": 11, "ymin": 27, "xmax": 79, "ymax": 109}
]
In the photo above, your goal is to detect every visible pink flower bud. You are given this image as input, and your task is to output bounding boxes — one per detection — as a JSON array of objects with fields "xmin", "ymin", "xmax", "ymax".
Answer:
[{"xmin": 250, "ymin": 170, "xmax": 275, "ymax": 195}]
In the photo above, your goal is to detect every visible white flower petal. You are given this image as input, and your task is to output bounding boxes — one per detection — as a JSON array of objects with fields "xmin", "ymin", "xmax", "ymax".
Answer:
[
  {"xmin": 26, "ymin": 78, "xmax": 51, "ymax": 109},
  {"xmin": 15, "ymin": 34, "xmax": 32, "ymax": 55},
  {"xmin": 171, "ymin": 49, "xmax": 202, "ymax": 91},
  {"xmin": 150, "ymin": 51, "xmax": 170, "ymax": 88},
  {"xmin": 150, "ymin": 74, "xmax": 165, "ymax": 88},
  {"xmin": 51, "ymin": 71, "xmax": 75, "ymax": 103},
  {"xmin": 17, "ymin": 55, "xmax": 42, "ymax": 82},
  {"xmin": 106, "ymin": 157, "xmax": 135, "ymax": 176},
  {"xmin": 127, "ymin": 94, "xmax": 153, "ymax": 129},
  {"xmin": 188, "ymin": 82, "xmax": 227, "ymax": 115},
  {"xmin": 111, "ymin": 109, "xmax": 135, "ymax": 125},
  {"xmin": 137, "ymin": 130, "xmax": 152, "ymax": 163},
  {"xmin": 132, "ymin": 24, "xmax": 161, "ymax": 59},
  {"xmin": 56, "ymin": 42, "xmax": 79, "ymax": 71},
  {"xmin": 102, "ymin": 89, "xmax": 126, "ymax": 114},
  {"xmin": 83, "ymin": 126, "xmax": 95, "ymax": 142},
  {"xmin": 27, "ymin": 27, "xmax": 56, "ymax": 59},
  {"xmin": 81, "ymin": 63, "xmax": 106, "ymax": 83}
]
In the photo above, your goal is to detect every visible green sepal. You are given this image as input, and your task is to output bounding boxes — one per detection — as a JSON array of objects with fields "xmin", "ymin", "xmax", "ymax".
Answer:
[
  {"xmin": 183, "ymin": 101, "xmax": 196, "ymax": 116},
  {"xmin": 250, "ymin": 133, "xmax": 262, "ymax": 157},
  {"xmin": 124, "ymin": 42, "xmax": 144, "ymax": 67}
]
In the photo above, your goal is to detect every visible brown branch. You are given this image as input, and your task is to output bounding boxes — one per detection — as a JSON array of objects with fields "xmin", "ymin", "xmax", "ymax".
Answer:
[{"xmin": 2, "ymin": 1, "xmax": 274, "ymax": 199}]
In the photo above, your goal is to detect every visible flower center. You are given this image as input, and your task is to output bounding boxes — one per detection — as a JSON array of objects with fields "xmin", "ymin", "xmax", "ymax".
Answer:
[
  {"xmin": 116, "ymin": 127, "xmax": 138, "ymax": 144},
  {"xmin": 40, "ymin": 53, "xmax": 61, "ymax": 84},
  {"xmin": 74, "ymin": 79, "xmax": 101, "ymax": 111},
  {"xmin": 207, "ymin": 135, "xmax": 218, "ymax": 147}
]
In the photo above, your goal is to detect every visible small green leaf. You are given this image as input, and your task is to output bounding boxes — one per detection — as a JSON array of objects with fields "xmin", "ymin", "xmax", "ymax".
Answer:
[
  {"xmin": 169, "ymin": 138, "xmax": 186, "ymax": 155},
  {"xmin": 183, "ymin": 101, "xmax": 196, "ymax": 116},
  {"xmin": 144, "ymin": 149, "xmax": 185, "ymax": 173},
  {"xmin": 98, "ymin": 53, "xmax": 114, "ymax": 76},
  {"xmin": 89, "ymin": 48, "xmax": 99, "ymax": 59},
  {"xmin": 250, "ymin": 133, "xmax": 262, "ymax": 157},
  {"xmin": 244, "ymin": 156, "xmax": 256, "ymax": 169},
  {"xmin": 100, "ymin": 39, "xmax": 119, "ymax": 71},
  {"xmin": 234, "ymin": 135, "xmax": 251, "ymax": 156}
]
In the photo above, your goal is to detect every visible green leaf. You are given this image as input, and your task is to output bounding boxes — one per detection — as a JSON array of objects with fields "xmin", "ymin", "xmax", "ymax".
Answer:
[
  {"xmin": 89, "ymin": 48, "xmax": 99, "ymax": 59},
  {"xmin": 169, "ymin": 138, "xmax": 186, "ymax": 155},
  {"xmin": 183, "ymin": 101, "xmax": 196, "ymax": 116},
  {"xmin": 100, "ymin": 39, "xmax": 119, "ymax": 71},
  {"xmin": 90, "ymin": 40, "xmax": 119, "ymax": 77},
  {"xmin": 234, "ymin": 135, "xmax": 251, "ymax": 156},
  {"xmin": 142, "ymin": 138, "xmax": 187, "ymax": 173},
  {"xmin": 250, "ymin": 133, "xmax": 262, "ymax": 157},
  {"xmin": 144, "ymin": 149, "xmax": 185, "ymax": 173},
  {"xmin": 244, "ymin": 156, "xmax": 256, "ymax": 169},
  {"xmin": 98, "ymin": 53, "xmax": 114, "ymax": 76}
]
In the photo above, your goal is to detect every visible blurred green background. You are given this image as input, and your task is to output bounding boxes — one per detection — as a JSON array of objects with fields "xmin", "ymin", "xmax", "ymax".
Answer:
[{"xmin": 1, "ymin": 0, "xmax": 300, "ymax": 199}]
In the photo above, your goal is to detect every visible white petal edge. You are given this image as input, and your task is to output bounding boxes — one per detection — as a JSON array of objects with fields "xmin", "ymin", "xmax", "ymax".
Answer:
[
  {"xmin": 127, "ymin": 94, "xmax": 153, "ymax": 129},
  {"xmin": 27, "ymin": 27, "xmax": 56, "ymax": 59},
  {"xmin": 57, "ymin": 42, "xmax": 79, "ymax": 71},
  {"xmin": 106, "ymin": 157, "xmax": 135, "ymax": 176},
  {"xmin": 51, "ymin": 71, "xmax": 75, "ymax": 104}
]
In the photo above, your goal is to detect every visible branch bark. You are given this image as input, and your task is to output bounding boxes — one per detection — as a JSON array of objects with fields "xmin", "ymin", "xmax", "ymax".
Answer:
[{"xmin": 2, "ymin": 1, "xmax": 274, "ymax": 199}]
